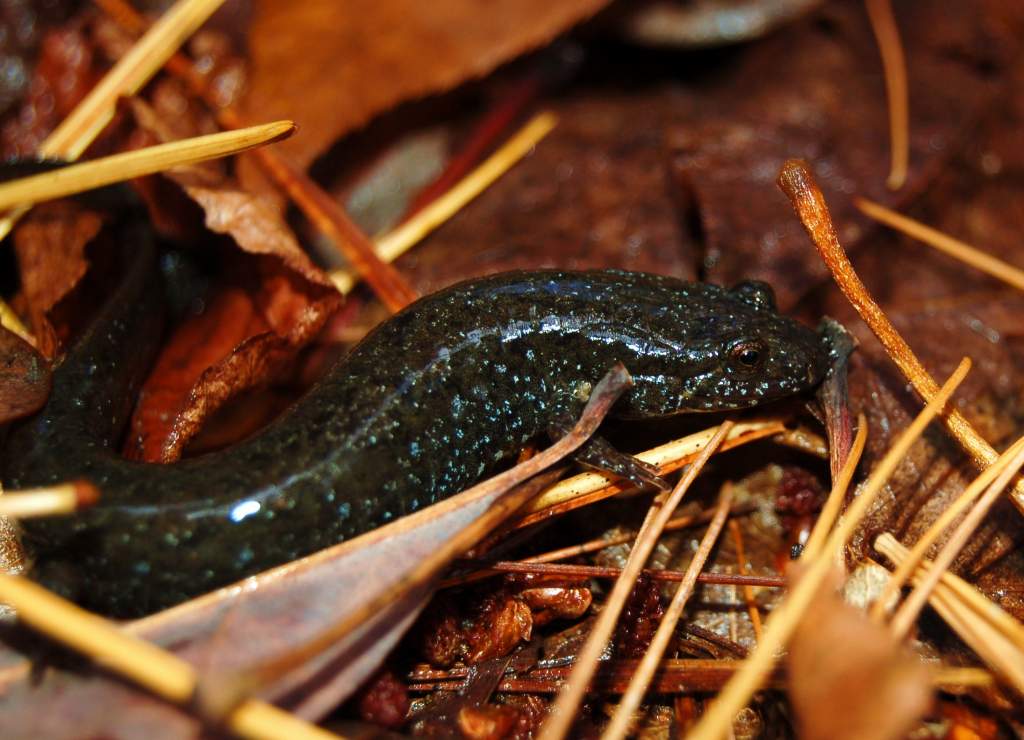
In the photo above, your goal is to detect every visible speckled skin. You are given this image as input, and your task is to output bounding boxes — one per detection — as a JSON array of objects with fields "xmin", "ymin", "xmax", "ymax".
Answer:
[{"xmin": 4, "ymin": 240, "xmax": 827, "ymax": 616}]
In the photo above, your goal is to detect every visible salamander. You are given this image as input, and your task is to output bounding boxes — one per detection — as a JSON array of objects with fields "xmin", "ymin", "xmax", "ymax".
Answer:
[{"xmin": 2, "ymin": 220, "xmax": 828, "ymax": 616}]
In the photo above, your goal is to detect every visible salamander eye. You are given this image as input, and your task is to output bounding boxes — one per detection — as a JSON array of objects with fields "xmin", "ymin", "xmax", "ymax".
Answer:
[{"xmin": 729, "ymin": 340, "xmax": 767, "ymax": 372}]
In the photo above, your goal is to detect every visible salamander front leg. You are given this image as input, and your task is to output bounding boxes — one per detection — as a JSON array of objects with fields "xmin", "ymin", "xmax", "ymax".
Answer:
[{"xmin": 547, "ymin": 416, "xmax": 670, "ymax": 491}]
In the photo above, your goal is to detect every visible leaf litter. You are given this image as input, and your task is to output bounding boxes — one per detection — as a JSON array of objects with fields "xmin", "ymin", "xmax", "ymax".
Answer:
[{"xmin": 1, "ymin": 0, "xmax": 1024, "ymax": 737}]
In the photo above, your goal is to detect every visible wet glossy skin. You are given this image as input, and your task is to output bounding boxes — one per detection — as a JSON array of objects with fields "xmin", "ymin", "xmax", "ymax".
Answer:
[{"xmin": 3, "ymin": 239, "xmax": 828, "ymax": 616}]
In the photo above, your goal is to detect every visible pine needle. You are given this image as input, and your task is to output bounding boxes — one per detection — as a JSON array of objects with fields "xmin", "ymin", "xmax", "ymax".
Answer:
[
  {"xmin": 855, "ymin": 197, "xmax": 1024, "ymax": 292},
  {"xmin": 864, "ymin": 0, "xmax": 909, "ymax": 189},
  {"xmin": 0, "ymin": 0, "xmax": 226, "ymax": 240},
  {"xmin": 0, "ymin": 121, "xmax": 295, "ymax": 211},
  {"xmin": 328, "ymin": 112, "xmax": 558, "ymax": 295},
  {"xmin": 687, "ymin": 359, "xmax": 969, "ymax": 740},
  {"xmin": 537, "ymin": 422, "xmax": 733, "ymax": 740},
  {"xmin": 778, "ymin": 159, "xmax": 1024, "ymax": 514},
  {"xmin": 602, "ymin": 486, "xmax": 734, "ymax": 740}
]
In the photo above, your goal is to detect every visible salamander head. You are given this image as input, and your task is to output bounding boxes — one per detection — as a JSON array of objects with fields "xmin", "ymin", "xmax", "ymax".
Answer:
[{"xmin": 620, "ymin": 280, "xmax": 830, "ymax": 416}]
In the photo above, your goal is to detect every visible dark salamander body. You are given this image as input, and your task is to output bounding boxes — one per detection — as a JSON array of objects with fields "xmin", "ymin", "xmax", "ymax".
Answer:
[{"xmin": 4, "ymin": 237, "xmax": 827, "ymax": 616}]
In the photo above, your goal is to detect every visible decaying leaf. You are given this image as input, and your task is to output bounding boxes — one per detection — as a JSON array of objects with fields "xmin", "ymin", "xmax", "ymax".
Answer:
[
  {"xmin": 669, "ymin": 0, "xmax": 1023, "ymax": 309},
  {"xmin": 2, "ymin": 0, "xmax": 1024, "ymax": 735},
  {"xmin": 807, "ymin": 49, "xmax": 1024, "ymax": 578},
  {"xmin": 125, "ymin": 287, "xmax": 288, "ymax": 461},
  {"xmin": 394, "ymin": 90, "xmax": 701, "ymax": 293}
]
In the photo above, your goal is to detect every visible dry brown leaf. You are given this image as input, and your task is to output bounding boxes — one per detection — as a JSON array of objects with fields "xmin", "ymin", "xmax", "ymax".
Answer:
[
  {"xmin": 238, "ymin": 0, "xmax": 610, "ymax": 175},
  {"xmin": 787, "ymin": 567, "xmax": 933, "ymax": 740},
  {"xmin": 11, "ymin": 201, "xmax": 103, "ymax": 357}
]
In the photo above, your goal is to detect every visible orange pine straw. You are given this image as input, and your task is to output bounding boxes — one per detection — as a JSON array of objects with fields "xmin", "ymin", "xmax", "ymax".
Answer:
[
  {"xmin": 522, "ymin": 503, "xmax": 753, "ymax": 564},
  {"xmin": 865, "ymin": 0, "xmax": 909, "ymax": 189},
  {"xmin": 0, "ymin": 0, "xmax": 226, "ymax": 241},
  {"xmin": 729, "ymin": 518, "xmax": 763, "ymax": 642},
  {"xmin": 92, "ymin": 0, "xmax": 419, "ymax": 313},
  {"xmin": 890, "ymin": 441, "xmax": 1024, "ymax": 640},
  {"xmin": 778, "ymin": 159, "xmax": 1024, "ymax": 515},
  {"xmin": 870, "ymin": 434, "xmax": 1024, "ymax": 622},
  {"xmin": 874, "ymin": 536, "xmax": 1024, "ymax": 692},
  {"xmin": 856, "ymin": 197, "xmax": 1024, "ymax": 292},
  {"xmin": 515, "ymin": 420, "xmax": 785, "ymax": 528}
]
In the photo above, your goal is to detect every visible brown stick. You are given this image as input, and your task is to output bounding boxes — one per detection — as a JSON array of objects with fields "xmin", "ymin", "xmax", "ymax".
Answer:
[{"xmin": 449, "ymin": 559, "xmax": 787, "ymax": 589}]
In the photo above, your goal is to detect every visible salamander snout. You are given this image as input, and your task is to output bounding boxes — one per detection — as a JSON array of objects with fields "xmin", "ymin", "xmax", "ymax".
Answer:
[{"xmin": 710, "ymin": 316, "xmax": 829, "ymax": 407}]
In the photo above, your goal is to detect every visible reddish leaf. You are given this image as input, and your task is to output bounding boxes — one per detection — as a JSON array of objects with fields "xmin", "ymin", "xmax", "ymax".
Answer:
[
  {"xmin": 122, "ymin": 99, "xmax": 342, "ymax": 461},
  {"xmin": 125, "ymin": 287, "xmax": 268, "ymax": 461}
]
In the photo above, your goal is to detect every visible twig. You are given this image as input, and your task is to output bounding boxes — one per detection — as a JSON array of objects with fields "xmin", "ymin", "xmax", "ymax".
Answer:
[
  {"xmin": 328, "ymin": 112, "xmax": 558, "ymax": 295},
  {"xmin": 855, "ymin": 197, "xmax": 1024, "ymax": 291},
  {"xmin": 407, "ymin": 660, "xmax": 991, "ymax": 694},
  {"xmin": 864, "ymin": 0, "xmax": 909, "ymax": 190},
  {"xmin": 0, "ymin": 0, "xmax": 226, "ymax": 240},
  {"xmin": 728, "ymin": 517, "xmax": 763, "ymax": 643},
  {"xmin": 602, "ymin": 486, "xmax": 734, "ymax": 740},
  {"xmin": 688, "ymin": 359, "xmax": 969, "ymax": 740},
  {"xmin": 521, "ymin": 502, "xmax": 754, "ymax": 564},
  {"xmin": 0, "ymin": 574, "xmax": 340, "ymax": 740},
  {"xmin": 778, "ymin": 159, "xmax": 1024, "ymax": 514},
  {"xmin": 446, "ymin": 560, "xmax": 786, "ymax": 589},
  {"xmin": 801, "ymin": 414, "xmax": 868, "ymax": 560},
  {"xmin": 890, "ymin": 441, "xmax": 1024, "ymax": 640},
  {"xmin": 258, "ymin": 157, "xmax": 421, "ymax": 311},
  {"xmin": 538, "ymin": 422, "xmax": 733, "ymax": 740},
  {"xmin": 0, "ymin": 121, "xmax": 294, "ymax": 210},
  {"xmin": 0, "ymin": 482, "xmax": 99, "ymax": 518}
]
